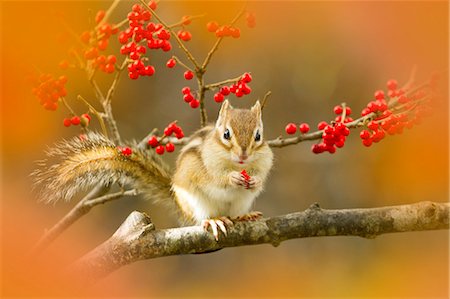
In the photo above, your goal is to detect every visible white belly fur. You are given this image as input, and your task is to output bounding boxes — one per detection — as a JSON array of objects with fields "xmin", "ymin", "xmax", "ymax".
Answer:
[{"xmin": 172, "ymin": 184, "xmax": 260, "ymax": 224}]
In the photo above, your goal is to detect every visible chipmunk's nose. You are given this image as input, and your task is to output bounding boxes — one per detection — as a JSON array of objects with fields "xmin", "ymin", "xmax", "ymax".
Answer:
[{"xmin": 239, "ymin": 148, "xmax": 248, "ymax": 161}]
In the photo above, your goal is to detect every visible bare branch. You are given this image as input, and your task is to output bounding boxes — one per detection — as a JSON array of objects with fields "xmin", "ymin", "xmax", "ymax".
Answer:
[{"xmin": 69, "ymin": 201, "xmax": 450, "ymax": 285}]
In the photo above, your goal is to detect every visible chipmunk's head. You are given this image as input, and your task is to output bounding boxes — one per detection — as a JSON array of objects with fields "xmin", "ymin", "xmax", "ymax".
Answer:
[{"xmin": 215, "ymin": 100, "xmax": 265, "ymax": 165}]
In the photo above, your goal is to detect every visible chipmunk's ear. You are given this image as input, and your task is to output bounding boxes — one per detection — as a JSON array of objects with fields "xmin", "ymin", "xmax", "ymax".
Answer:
[
  {"xmin": 251, "ymin": 100, "xmax": 262, "ymax": 123},
  {"xmin": 216, "ymin": 100, "xmax": 232, "ymax": 127}
]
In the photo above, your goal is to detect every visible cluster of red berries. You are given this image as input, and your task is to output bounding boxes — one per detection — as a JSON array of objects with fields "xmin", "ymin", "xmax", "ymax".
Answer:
[
  {"xmin": 312, "ymin": 105, "xmax": 352, "ymax": 153},
  {"xmin": 63, "ymin": 114, "xmax": 91, "ymax": 127},
  {"xmin": 206, "ymin": 21, "xmax": 241, "ymax": 38},
  {"xmin": 312, "ymin": 121, "xmax": 351, "ymax": 154},
  {"xmin": 213, "ymin": 72, "xmax": 252, "ymax": 102},
  {"xmin": 92, "ymin": 55, "xmax": 117, "ymax": 74},
  {"xmin": 117, "ymin": 2, "xmax": 181, "ymax": 80},
  {"xmin": 181, "ymin": 87, "xmax": 200, "ymax": 108},
  {"xmin": 31, "ymin": 74, "xmax": 68, "ymax": 111},
  {"xmin": 147, "ymin": 122, "xmax": 184, "ymax": 155},
  {"xmin": 80, "ymin": 10, "xmax": 119, "ymax": 62},
  {"xmin": 118, "ymin": 146, "xmax": 133, "ymax": 156},
  {"xmin": 357, "ymin": 79, "xmax": 432, "ymax": 147}
]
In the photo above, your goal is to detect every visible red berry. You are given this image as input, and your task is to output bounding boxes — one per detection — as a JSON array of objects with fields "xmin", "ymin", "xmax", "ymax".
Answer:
[
  {"xmin": 345, "ymin": 107, "xmax": 352, "ymax": 116},
  {"xmin": 165, "ymin": 143, "xmax": 175, "ymax": 152},
  {"xmin": 311, "ymin": 144, "xmax": 323, "ymax": 154},
  {"xmin": 190, "ymin": 99, "xmax": 200, "ymax": 108},
  {"xmin": 230, "ymin": 27, "xmax": 241, "ymax": 38},
  {"xmin": 387, "ymin": 79, "xmax": 398, "ymax": 90},
  {"xmin": 182, "ymin": 87, "xmax": 191, "ymax": 95},
  {"xmin": 360, "ymin": 130, "xmax": 370, "ymax": 139},
  {"xmin": 148, "ymin": 0, "xmax": 157, "ymax": 10},
  {"xmin": 82, "ymin": 113, "xmax": 91, "ymax": 121},
  {"xmin": 63, "ymin": 118, "xmax": 71, "ymax": 127},
  {"xmin": 362, "ymin": 139, "xmax": 373, "ymax": 147},
  {"xmin": 181, "ymin": 15, "xmax": 191, "ymax": 25},
  {"xmin": 121, "ymin": 147, "xmax": 133, "ymax": 156},
  {"xmin": 175, "ymin": 131, "xmax": 184, "ymax": 139},
  {"xmin": 285, "ymin": 123, "xmax": 297, "ymax": 135},
  {"xmin": 132, "ymin": 4, "xmax": 141, "ymax": 12},
  {"xmin": 367, "ymin": 121, "xmax": 379, "ymax": 130},
  {"xmin": 177, "ymin": 30, "xmax": 192, "ymax": 41},
  {"xmin": 333, "ymin": 105, "xmax": 343, "ymax": 115},
  {"xmin": 104, "ymin": 63, "xmax": 115, "ymax": 73},
  {"xmin": 241, "ymin": 72, "xmax": 252, "ymax": 83},
  {"xmin": 148, "ymin": 136, "xmax": 159, "ymax": 148},
  {"xmin": 241, "ymin": 169, "xmax": 251, "ymax": 181},
  {"xmin": 317, "ymin": 121, "xmax": 328, "ymax": 130},
  {"xmin": 59, "ymin": 60, "xmax": 70, "ymax": 69},
  {"xmin": 166, "ymin": 58, "xmax": 176, "ymax": 68},
  {"xmin": 220, "ymin": 86, "xmax": 230, "ymax": 95},
  {"xmin": 374, "ymin": 90, "xmax": 385, "ymax": 100},
  {"xmin": 206, "ymin": 21, "xmax": 219, "ymax": 32},
  {"xmin": 184, "ymin": 70, "xmax": 194, "ymax": 80},
  {"xmin": 80, "ymin": 31, "xmax": 91, "ymax": 44},
  {"xmin": 95, "ymin": 10, "xmax": 106, "ymax": 24},
  {"xmin": 71, "ymin": 116, "xmax": 81, "ymax": 125},
  {"xmin": 183, "ymin": 93, "xmax": 194, "ymax": 103},
  {"xmin": 299, "ymin": 123, "xmax": 310, "ymax": 133},
  {"xmin": 107, "ymin": 55, "xmax": 117, "ymax": 64},
  {"xmin": 214, "ymin": 92, "xmax": 224, "ymax": 103},
  {"xmin": 155, "ymin": 145, "xmax": 165, "ymax": 155}
]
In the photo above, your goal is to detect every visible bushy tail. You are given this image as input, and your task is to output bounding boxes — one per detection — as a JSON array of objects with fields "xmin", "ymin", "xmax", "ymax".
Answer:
[{"xmin": 32, "ymin": 132, "xmax": 172, "ymax": 204}]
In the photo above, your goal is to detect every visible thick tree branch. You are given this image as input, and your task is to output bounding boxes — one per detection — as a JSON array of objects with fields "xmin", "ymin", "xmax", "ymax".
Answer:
[{"xmin": 69, "ymin": 201, "xmax": 449, "ymax": 285}]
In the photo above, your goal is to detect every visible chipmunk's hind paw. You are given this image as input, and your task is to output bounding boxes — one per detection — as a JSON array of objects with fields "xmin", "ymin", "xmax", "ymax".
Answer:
[
  {"xmin": 233, "ymin": 211, "xmax": 263, "ymax": 222},
  {"xmin": 201, "ymin": 216, "xmax": 233, "ymax": 241}
]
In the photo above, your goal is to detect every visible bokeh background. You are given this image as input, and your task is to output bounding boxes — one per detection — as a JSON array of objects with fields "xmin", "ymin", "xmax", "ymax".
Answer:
[{"xmin": 1, "ymin": 0, "xmax": 448, "ymax": 298}]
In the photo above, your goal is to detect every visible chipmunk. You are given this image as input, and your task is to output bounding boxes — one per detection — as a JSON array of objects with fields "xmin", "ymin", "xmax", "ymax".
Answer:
[{"xmin": 33, "ymin": 100, "xmax": 273, "ymax": 240}]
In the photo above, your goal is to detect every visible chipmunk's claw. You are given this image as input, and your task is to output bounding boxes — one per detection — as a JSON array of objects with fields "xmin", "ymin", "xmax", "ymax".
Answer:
[
  {"xmin": 233, "ymin": 211, "xmax": 263, "ymax": 222},
  {"xmin": 201, "ymin": 217, "xmax": 233, "ymax": 241}
]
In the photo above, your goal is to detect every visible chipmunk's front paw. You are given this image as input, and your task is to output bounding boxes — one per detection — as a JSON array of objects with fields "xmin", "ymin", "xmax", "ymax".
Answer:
[
  {"xmin": 201, "ymin": 216, "xmax": 234, "ymax": 241},
  {"xmin": 245, "ymin": 176, "xmax": 261, "ymax": 190},
  {"xmin": 233, "ymin": 211, "xmax": 263, "ymax": 222},
  {"xmin": 229, "ymin": 171, "xmax": 247, "ymax": 187}
]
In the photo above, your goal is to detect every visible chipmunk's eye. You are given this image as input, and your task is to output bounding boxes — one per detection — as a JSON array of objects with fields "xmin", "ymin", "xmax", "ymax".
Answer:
[
  {"xmin": 255, "ymin": 130, "xmax": 261, "ymax": 142},
  {"xmin": 223, "ymin": 128, "xmax": 231, "ymax": 140}
]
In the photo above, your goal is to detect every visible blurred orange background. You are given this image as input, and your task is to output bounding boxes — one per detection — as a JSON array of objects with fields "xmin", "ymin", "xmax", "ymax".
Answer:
[{"xmin": 0, "ymin": 1, "xmax": 448, "ymax": 298}]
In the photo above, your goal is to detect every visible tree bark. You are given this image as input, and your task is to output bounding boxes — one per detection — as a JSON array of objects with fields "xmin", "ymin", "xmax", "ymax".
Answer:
[{"xmin": 68, "ymin": 201, "xmax": 449, "ymax": 286}]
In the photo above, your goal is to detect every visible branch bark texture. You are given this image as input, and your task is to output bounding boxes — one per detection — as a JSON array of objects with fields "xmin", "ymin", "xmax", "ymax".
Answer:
[{"xmin": 69, "ymin": 201, "xmax": 449, "ymax": 286}]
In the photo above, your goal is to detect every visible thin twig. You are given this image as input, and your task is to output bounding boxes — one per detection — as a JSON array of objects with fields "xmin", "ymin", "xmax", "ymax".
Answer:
[
  {"xmin": 77, "ymin": 95, "xmax": 109, "ymax": 138},
  {"xmin": 95, "ymin": 0, "xmax": 121, "ymax": 30},
  {"xmin": 260, "ymin": 91, "xmax": 272, "ymax": 110},
  {"xmin": 204, "ymin": 75, "xmax": 242, "ymax": 90},
  {"xmin": 172, "ymin": 56, "xmax": 193, "ymax": 72},
  {"xmin": 61, "ymin": 97, "xmax": 77, "ymax": 116},
  {"xmin": 167, "ymin": 14, "xmax": 205, "ymax": 29}
]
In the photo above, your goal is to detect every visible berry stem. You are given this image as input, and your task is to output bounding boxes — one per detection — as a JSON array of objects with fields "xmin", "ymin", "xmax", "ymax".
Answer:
[
  {"xmin": 172, "ymin": 56, "xmax": 193, "ymax": 72},
  {"xmin": 167, "ymin": 14, "xmax": 205, "ymax": 29},
  {"xmin": 94, "ymin": 0, "xmax": 121, "ymax": 30},
  {"xmin": 77, "ymin": 95, "xmax": 109, "ymax": 138},
  {"xmin": 204, "ymin": 74, "xmax": 243, "ymax": 90},
  {"xmin": 61, "ymin": 97, "xmax": 77, "ymax": 116}
]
